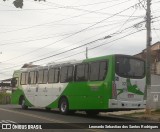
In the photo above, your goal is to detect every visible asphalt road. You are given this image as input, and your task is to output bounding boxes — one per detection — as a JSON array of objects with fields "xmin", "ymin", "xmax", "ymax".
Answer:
[{"xmin": 0, "ymin": 104, "xmax": 159, "ymax": 132}]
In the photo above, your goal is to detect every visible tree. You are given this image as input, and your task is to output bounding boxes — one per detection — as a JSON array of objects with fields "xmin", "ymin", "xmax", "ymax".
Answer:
[{"xmin": 3, "ymin": 0, "xmax": 46, "ymax": 8}]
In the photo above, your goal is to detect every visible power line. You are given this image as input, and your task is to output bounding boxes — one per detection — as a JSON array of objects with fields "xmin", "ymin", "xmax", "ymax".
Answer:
[
  {"xmin": 0, "ymin": 1, "xmax": 144, "ymax": 35},
  {"xmin": 0, "ymin": 29, "xmax": 143, "ymax": 74},
  {"xmin": 0, "ymin": 2, "xmax": 141, "ymax": 63},
  {"xmin": 0, "ymin": 18, "xmax": 143, "ymax": 67},
  {"xmin": 66, "ymin": 0, "xmax": 122, "ymax": 7},
  {"xmin": 0, "ymin": 32, "xmax": 73, "ymax": 46},
  {"xmin": 0, "ymin": 29, "xmax": 144, "ymax": 73},
  {"xmin": 28, "ymin": 0, "xmax": 143, "ymax": 18},
  {"xmin": 39, "ymin": 29, "xmax": 144, "ymax": 66},
  {"xmin": 24, "ymin": 26, "xmax": 145, "ymax": 63},
  {"xmin": 0, "ymin": 1, "xmax": 146, "ymax": 72},
  {"xmin": 0, "ymin": 17, "xmax": 140, "ymax": 47}
]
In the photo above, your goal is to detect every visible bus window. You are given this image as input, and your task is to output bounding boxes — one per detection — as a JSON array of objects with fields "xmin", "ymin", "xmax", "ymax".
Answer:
[
  {"xmin": 99, "ymin": 61, "xmax": 108, "ymax": 80},
  {"xmin": 54, "ymin": 68, "xmax": 59, "ymax": 83},
  {"xmin": 89, "ymin": 61, "xmax": 108, "ymax": 81},
  {"xmin": 38, "ymin": 70, "xmax": 43, "ymax": 84},
  {"xmin": 116, "ymin": 56, "xmax": 145, "ymax": 79},
  {"xmin": 90, "ymin": 62, "xmax": 99, "ymax": 81},
  {"xmin": 25, "ymin": 72, "xmax": 28, "ymax": 84},
  {"xmin": 21, "ymin": 72, "xmax": 28, "ymax": 85},
  {"xmin": 33, "ymin": 71, "xmax": 37, "ymax": 84},
  {"xmin": 60, "ymin": 67, "xmax": 68, "ymax": 83},
  {"xmin": 43, "ymin": 69, "xmax": 48, "ymax": 84},
  {"xmin": 48, "ymin": 68, "xmax": 54, "ymax": 83},
  {"xmin": 67, "ymin": 66, "xmax": 73, "ymax": 82},
  {"xmin": 28, "ymin": 71, "xmax": 35, "ymax": 84},
  {"xmin": 75, "ymin": 63, "xmax": 88, "ymax": 81},
  {"xmin": 60, "ymin": 66, "xmax": 73, "ymax": 83}
]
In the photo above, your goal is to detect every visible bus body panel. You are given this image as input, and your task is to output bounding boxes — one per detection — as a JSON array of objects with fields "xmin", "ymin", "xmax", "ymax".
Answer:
[{"xmin": 11, "ymin": 54, "xmax": 146, "ymax": 111}]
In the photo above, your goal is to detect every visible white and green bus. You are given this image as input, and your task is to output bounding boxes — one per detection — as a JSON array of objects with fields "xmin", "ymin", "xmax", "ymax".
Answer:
[{"xmin": 11, "ymin": 54, "xmax": 146, "ymax": 115}]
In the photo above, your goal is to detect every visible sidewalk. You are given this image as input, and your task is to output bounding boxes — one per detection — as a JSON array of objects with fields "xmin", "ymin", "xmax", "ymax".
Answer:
[{"xmin": 100, "ymin": 109, "xmax": 160, "ymax": 122}]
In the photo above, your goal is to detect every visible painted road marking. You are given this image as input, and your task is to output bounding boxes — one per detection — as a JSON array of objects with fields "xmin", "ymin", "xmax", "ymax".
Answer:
[
  {"xmin": 0, "ymin": 120, "xmax": 18, "ymax": 130},
  {"xmin": 5, "ymin": 120, "xmax": 17, "ymax": 124},
  {"xmin": 0, "ymin": 108, "xmax": 106, "ymax": 132},
  {"xmin": 1, "ymin": 120, "xmax": 10, "ymax": 124},
  {"xmin": 0, "ymin": 108, "xmax": 68, "ymax": 123},
  {"xmin": 0, "ymin": 120, "xmax": 17, "ymax": 124}
]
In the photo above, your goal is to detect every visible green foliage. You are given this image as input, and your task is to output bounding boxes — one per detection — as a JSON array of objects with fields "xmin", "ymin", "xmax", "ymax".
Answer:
[
  {"xmin": 0, "ymin": 92, "xmax": 11, "ymax": 104},
  {"xmin": 154, "ymin": 109, "xmax": 160, "ymax": 113},
  {"xmin": 13, "ymin": 0, "xmax": 23, "ymax": 8},
  {"xmin": 3, "ymin": 0, "xmax": 46, "ymax": 8}
]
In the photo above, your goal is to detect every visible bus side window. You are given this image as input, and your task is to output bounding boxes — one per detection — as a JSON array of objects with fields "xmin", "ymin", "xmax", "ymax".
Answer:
[
  {"xmin": 38, "ymin": 70, "xmax": 43, "ymax": 84},
  {"xmin": 54, "ymin": 68, "xmax": 59, "ymax": 83},
  {"xmin": 75, "ymin": 63, "xmax": 88, "ymax": 81},
  {"xmin": 28, "ymin": 73, "xmax": 31, "ymax": 84},
  {"xmin": 20, "ymin": 72, "xmax": 26, "ymax": 85},
  {"xmin": 99, "ymin": 61, "xmax": 108, "ymax": 80},
  {"xmin": 60, "ymin": 66, "xmax": 73, "ymax": 83},
  {"xmin": 48, "ymin": 68, "xmax": 59, "ymax": 83},
  {"xmin": 89, "ymin": 62, "xmax": 100, "ymax": 81},
  {"xmin": 48, "ymin": 68, "xmax": 54, "ymax": 83},
  {"xmin": 43, "ymin": 69, "xmax": 48, "ymax": 84},
  {"xmin": 29, "ymin": 71, "xmax": 35, "ymax": 84},
  {"xmin": 25, "ymin": 72, "xmax": 28, "ymax": 85},
  {"xmin": 67, "ymin": 66, "xmax": 73, "ymax": 82},
  {"xmin": 89, "ymin": 61, "xmax": 108, "ymax": 81},
  {"xmin": 60, "ymin": 67, "xmax": 68, "ymax": 83},
  {"xmin": 33, "ymin": 71, "xmax": 38, "ymax": 84}
]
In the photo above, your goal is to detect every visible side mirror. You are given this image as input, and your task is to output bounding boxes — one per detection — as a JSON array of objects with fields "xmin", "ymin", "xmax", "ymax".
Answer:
[{"xmin": 11, "ymin": 78, "xmax": 17, "ymax": 87}]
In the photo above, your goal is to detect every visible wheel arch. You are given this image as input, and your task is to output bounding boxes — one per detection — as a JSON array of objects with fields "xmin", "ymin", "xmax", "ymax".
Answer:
[{"xmin": 19, "ymin": 95, "xmax": 25, "ymax": 105}]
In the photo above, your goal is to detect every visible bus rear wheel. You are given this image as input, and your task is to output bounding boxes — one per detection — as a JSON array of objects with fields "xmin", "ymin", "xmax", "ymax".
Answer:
[
  {"xmin": 21, "ymin": 98, "xmax": 28, "ymax": 110},
  {"xmin": 59, "ymin": 97, "xmax": 69, "ymax": 115}
]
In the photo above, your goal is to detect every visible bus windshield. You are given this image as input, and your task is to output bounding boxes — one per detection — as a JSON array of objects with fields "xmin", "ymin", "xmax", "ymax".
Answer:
[{"xmin": 115, "ymin": 55, "xmax": 145, "ymax": 79}]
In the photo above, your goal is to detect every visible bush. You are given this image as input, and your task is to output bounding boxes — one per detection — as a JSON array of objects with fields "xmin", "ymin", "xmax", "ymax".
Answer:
[{"xmin": 0, "ymin": 92, "xmax": 11, "ymax": 104}]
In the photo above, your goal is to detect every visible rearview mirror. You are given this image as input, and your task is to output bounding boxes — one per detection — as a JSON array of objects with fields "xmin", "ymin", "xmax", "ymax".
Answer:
[{"xmin": 11, "ymin": 78, "xmax": 17, "ymax": 87}]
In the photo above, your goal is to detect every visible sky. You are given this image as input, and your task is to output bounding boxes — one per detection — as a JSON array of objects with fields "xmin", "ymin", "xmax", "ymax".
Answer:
[{"xmin": 0, "ymin": 0, "xmax": 160, "ymax": 80}]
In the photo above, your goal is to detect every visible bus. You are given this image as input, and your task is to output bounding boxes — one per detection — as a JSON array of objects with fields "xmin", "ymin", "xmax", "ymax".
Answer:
[{"xmin": 11, "ymin": 54, "xmax": 146, "ymax": 115}]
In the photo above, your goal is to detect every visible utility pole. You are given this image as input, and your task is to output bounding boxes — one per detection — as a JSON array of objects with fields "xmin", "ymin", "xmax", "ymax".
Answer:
[
  {"xmin": 85, "ymin": 35, "xmax": 112, "ymax": 59},
  {"xmin": 86, "ymin": 47, "xmax": 88, "ymax": 59},
  {"xmin": 145, "ymin": 0, "xmax": 152, "ymax": 114}
]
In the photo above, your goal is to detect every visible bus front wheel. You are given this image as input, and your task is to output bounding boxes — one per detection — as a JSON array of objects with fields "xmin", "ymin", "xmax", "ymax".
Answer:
[{"xmin": 59, "ymin": 97, "xmax": 69, "ymax": 115}]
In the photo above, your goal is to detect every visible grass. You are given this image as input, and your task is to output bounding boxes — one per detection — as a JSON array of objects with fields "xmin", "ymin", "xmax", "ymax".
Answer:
[{"xmin": 153, "ymin": 109, "xmax": 160, "ymax": 114}]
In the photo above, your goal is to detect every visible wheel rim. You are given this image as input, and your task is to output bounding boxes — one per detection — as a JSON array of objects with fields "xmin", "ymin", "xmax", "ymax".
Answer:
[{"xmin": 61, "ymin": 101, "xmax": 67, "ymax": 113}]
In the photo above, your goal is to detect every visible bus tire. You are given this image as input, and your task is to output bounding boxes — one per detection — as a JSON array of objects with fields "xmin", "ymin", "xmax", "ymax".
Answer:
[
  {"xmin": 86, "ymin": 110, "xmax": 99, "ymax": 116},
  {"xmin": 59, "ymin": 97, "xmax": 69, "ymax": 115},
  {"xmin": 21, "ymin": 97, "xmax": 28, "ymax": 110}
]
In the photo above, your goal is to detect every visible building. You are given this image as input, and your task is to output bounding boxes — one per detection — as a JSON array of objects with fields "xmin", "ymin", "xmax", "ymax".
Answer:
[{"xmin": 134, "ymin": 41, "xmax": 160, "ymax": 75}]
